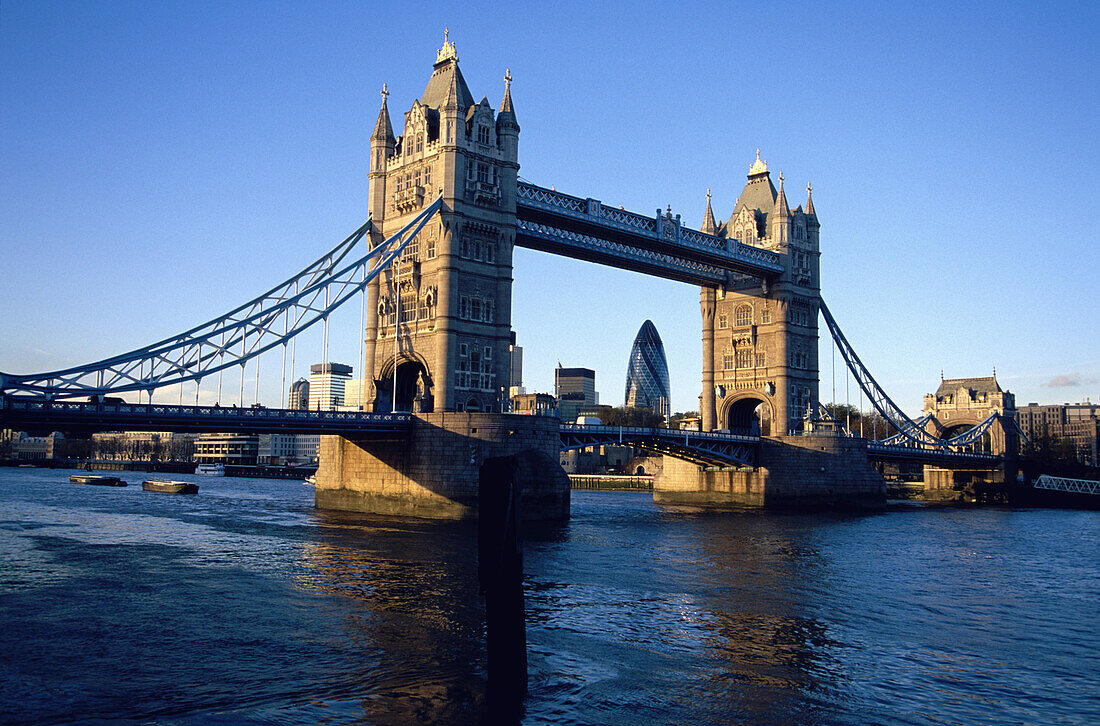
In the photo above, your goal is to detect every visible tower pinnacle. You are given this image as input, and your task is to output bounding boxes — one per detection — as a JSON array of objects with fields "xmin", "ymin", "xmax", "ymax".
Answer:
[
  {"xmin": 701, "ymin": 188, "xmax": 718, "ymax": 235},
  {"xmin": 749, "ymin": 148, "xmax": 768, "ymax": 176},
  {"xmin": 436, "ymin": 27, "xmax": 458, "ymax": 64}
]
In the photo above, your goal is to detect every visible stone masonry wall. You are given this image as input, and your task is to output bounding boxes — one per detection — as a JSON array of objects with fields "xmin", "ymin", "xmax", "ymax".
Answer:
[
  {"xmin": 654, "ymin": 433, "xmax": 885, "ymax": 510},
  {"xmin": 314, "ymin": 412, "xmax": 569, "ymax": 520}
]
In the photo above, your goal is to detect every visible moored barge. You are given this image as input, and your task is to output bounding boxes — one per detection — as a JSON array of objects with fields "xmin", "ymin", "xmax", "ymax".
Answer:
[
  {"xmin": 69, "ymin": 474, "xmax": 127, "ymax": 487},
  {"xmin": 142, "ymin": 479, "xmax": 199, "ymax": 494}
]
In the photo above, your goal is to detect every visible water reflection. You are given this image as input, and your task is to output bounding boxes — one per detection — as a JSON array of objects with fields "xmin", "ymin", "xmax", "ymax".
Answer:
[{"xmin": 299, "ymin": 510, "xmax": 486, "ymax": 725}]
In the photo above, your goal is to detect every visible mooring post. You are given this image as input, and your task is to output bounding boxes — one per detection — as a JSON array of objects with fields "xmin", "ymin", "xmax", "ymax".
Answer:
[{"xmin": 478, "ymin": 455, "xmax": 528, "ymax": 717}]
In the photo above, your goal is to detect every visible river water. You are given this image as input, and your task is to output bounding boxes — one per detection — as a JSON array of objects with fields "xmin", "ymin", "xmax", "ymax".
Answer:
[{"xmin": 1, "ymin": 467, "xmax": 1097, "ymax": 725}]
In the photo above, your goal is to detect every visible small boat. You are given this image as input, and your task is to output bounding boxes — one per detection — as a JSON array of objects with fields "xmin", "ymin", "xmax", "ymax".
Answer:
[
  {"xmin": 194, "ymin": 463, "xmax": 226, "ymax": 476},
  {"xmin": 303, "ymin": 474, "xmax": 316, "ymax": 486},
  {"xmin": 70, "ymin": 474, "xmax": 127, "ymax": 487},
  {"xmin": 142, "ymin": 479, "xmax": 199, "ymax": 494}
]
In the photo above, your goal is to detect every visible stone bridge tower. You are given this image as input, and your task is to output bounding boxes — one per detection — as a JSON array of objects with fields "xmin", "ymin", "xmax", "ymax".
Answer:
[
  {"xmin": 699, "ymin": 152, "xmax": 821, "ymax": 435},
  {"xmin": 362, "ymin": 33, "xmax": 520, "ymax": 414},
  {"xmin": 923, "ymin": 375, "xmax": 1018, "ymax": 455}
]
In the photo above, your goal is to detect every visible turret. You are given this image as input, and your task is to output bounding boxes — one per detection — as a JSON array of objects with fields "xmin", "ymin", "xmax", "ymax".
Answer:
[
  {"xmin": 369, "ymin": 84, "xmax": 396, "ymax": 220},
  {"xmin": 701, "ymin": 189, "xmax": 718, "ymax": 235},
  {"xmin": 496, "ymin": 69, "xmax": 520, "ymax": 162},
  {"xmin": 771, "ymin": 172, "xmax": 791, "ymax": 245}
]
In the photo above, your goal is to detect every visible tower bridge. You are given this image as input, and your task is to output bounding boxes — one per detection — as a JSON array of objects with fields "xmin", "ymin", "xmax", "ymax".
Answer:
[{"xmin": 0, "ymin": 36, "xmax": 1017, "ymax": 516}]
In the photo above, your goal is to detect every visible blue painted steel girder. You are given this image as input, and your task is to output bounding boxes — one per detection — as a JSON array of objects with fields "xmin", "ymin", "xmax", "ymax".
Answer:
[
  {"xmin": 516, "ymin": 182, "xmax": 783, "ymax": 284},
  {"xmin": 560, "ymin": 424, "xmax": 759, "ymax": 467},
  {"xmin": 865, "ymin": 441, "xmax": 998, "ymax": 466},
  {"xmin": 0, "ymin": 397, "xmax": 412, "ymax": 437}
]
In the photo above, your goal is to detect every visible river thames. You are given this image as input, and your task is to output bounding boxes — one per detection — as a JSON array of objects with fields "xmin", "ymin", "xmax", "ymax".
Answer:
[{"xmin": 1, "ymin": 467, "xmax": 1097, "ymax": 725}]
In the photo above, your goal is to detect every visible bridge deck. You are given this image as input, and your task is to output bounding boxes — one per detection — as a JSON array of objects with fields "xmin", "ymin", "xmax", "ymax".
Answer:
[{"xmin": 1, "ymin": 398, "xmax": 412, "ymax": 437}]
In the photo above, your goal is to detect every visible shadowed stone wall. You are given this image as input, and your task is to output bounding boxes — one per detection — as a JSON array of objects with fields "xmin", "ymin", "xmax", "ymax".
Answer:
[
  {"xmin": 315, "ymin": 412, "xmax": 569, "ymax": 520},
  {"xmin": 654, "ymin": 433, "xmax": 885, "ymax": 510}
]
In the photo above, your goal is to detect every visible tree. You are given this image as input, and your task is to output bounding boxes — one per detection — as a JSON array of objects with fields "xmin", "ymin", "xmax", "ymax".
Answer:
[
  {"xmin": 668, "ymin": 410, "xmax": 699, "ymax": 429},
  {"xmin": 598, "ymin": 406, "xmax": 665, "ymax": 427}
]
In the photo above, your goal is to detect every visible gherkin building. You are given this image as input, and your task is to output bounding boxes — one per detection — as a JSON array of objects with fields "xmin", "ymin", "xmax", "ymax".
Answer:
[{"xmin": 624, "ymin": 320, "xmax": 671, "ymax": 420}]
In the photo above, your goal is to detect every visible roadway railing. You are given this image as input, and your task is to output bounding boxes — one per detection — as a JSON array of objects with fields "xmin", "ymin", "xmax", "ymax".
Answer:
[{"xmin": 1, "ymin": 397, "xmax": 412, "ymax": 435}]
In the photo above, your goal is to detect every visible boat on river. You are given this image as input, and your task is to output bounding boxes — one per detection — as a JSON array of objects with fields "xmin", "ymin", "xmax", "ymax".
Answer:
[
  {"xmin": 70, "ymin": 474, "xmax": 127, "ymax": 487},
  {"xmin": 142, "ymin": 479, "xmax": 199, "ymax": 494},
  {"xmin": 195, "ymin": 463, "xmax": 225, "ymax": 476}
]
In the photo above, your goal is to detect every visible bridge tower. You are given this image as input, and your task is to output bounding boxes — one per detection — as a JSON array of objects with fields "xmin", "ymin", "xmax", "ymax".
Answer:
[
  {"xmin": 362, "ymin": 33, "xmax": 520, "ymax": 414},
  {"xmin": 699, "ymin": 153, "xmax": 820, "ymax": 435},
  {"xmin": 315, "ymin": 35, "xmax": 568, "ymax": 521}
]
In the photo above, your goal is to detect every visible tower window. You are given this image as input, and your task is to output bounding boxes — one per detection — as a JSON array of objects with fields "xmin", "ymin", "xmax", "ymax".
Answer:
[
  {"xmin": 478, "ymin": 125, "xmax": 490, "ymax": 144},
  {"xmin": 735, "ymin": 305, "xmax": 752, "ymax": 327},
  {"xmin": 736, "ymin": 349, "xmax": 753, "ymax": 369},
  {"xmin": 718, "ymin": 314, "xmax": 728, "ymax": 330}
]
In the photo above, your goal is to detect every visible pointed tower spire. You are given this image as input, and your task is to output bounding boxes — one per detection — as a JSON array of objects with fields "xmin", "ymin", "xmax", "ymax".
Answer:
[
  {"xmin": 701, "ymin": 188, "xmax": 718, "ymax": 235},
  {"xmin": 805, "ymin": 182, "xmax": 816, "ymax": 216},
  {"xmin": 372, "ymin": 83, "xmax": 395, "ymax": 143},
  {"xmin": 774, "ymin": 172, "xmax": 791, "ymax": 218}
]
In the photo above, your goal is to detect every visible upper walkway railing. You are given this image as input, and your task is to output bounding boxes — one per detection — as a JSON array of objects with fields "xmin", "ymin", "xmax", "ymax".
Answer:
[{"xmin": 516, "ymin": 182, "xmax": 783, "ymax": 285}]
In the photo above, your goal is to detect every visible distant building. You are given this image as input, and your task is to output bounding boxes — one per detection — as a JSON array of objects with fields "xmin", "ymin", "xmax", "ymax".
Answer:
[
  {"xmin": 556, "ymin": 366, "xmax": 598, "ymax": 423},
  {"xmin": 257, "ymin": 434, "xmax": 319, "ymax": 465},
  {"xmin": 510, "ymin": 345, "xmax": 523, "ymax": 391},
  {"xmin": 1017, "ymin": 401, "xmax": 1099, "ymax": 464},
  {"xmin": 194, "ymin": 433, "xmax": 259, "ymax": 465},
  {"xmin": 624, "ymin": 320, "xmax": 671, "ymax": 421},
  {"xmin": 343, "ymin": 378, "xmax": 369, "ymax": 410},
  {"xmin": 92, "ymin": 431, "xmax": 196, "ymax": 461},
  {"xmin": 512, "ymin": 392, "xmax": 557, "ymax": 416},
  {"xmin": 287, "ymin": 378, "xmax": 309, "ymax": 409},
  {"xmin": 10, "ymin": 432, "xmax": 62, "ymax": 460},
  {"xmin": 309, "ymin": 363, "xmax": 353, "ymax": 411}
]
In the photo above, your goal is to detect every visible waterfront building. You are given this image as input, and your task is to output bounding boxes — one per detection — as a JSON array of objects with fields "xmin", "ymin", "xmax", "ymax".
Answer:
[
  {"xmin": 555, "ymin": 366, "xmax": 598, "ymax": 423},
  {"xmin": 287, "ymin": 378, "xmax": 309, "ymax": 409},
  {"xmin": 624, "ymin": 320, "xmax": 671, "ymax": 421},
  {"xmin": 92, "ymin": 431, "xmax": 196, "ymax": 461},
  {"xmin": 257, "ymin": 434, "xmax": 320, "ymax": 465},
  {"xmin": 1017, "ymin": 401, "xmax": 1099, "ymax": 464},
  {"xmin": 194, "ymin": 433, "xmax": 259, "ymax": 466},
  {"xmin": 10, "ymin": 432, "xmax": 62, "ymax": 461},
  {"xmin": 308, "ymin": 363, "xmax": 353, "ymax": 411}
]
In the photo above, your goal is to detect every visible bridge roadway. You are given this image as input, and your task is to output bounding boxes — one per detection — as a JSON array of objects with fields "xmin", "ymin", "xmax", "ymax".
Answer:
[{"xmin": 2, "ymin": 397, "xmax": 997, "ymax": 468}]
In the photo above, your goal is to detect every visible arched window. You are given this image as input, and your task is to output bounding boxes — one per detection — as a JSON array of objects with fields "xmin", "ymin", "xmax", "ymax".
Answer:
[{"xmin": 735, "ymin": 304, "xmax": 752, "ymax": 327}]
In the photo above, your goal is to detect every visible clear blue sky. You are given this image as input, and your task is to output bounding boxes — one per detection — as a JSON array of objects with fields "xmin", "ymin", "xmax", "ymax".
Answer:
[{"xmin": 2, "ymin": 0, "xmax": 1097, "ymax": 415}]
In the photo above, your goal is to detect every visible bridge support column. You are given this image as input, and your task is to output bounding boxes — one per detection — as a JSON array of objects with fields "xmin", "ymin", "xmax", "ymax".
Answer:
[
  {"xmin": 654, "ymin": 433, "xmax": 885, "ymax": 510},
  {"xmin": 922, "ymin": 465, "xmax": 1006, "ymax": 503},
  {"xmin": 314, "ymin": 413, "xmax": 569, "ymax": 520},
  {"xmin": 700, "ymin": 288, "xmax": 717, "ymax": 431}
]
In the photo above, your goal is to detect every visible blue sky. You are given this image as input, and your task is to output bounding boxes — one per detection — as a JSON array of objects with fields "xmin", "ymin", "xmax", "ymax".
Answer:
[{"xmin": 2, "ymin": 0, "xmax": 1097, "ymax": 415}]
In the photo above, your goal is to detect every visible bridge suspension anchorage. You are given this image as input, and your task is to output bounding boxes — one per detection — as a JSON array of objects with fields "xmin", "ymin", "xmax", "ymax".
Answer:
[
  {"xmin": 0, "ymin": 196, "xmax": 443, "ymax": 401},
  {"xmin": 819, "ymin": 298, "xmax": 1016, "ymax": 453}
]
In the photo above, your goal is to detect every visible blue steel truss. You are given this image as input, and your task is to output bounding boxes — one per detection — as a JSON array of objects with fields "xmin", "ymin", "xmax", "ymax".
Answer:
[
  {"xmin": 516, "ymin": 182, "xmax": 784, "ymax": 284},
  {"xmin": 1, "ymin": 396, "xmax": 412, "ymax": 436},
  {"xmin": 0, "ymin": 196, "xmax": 443, "ymax": 400},
  {"xmin": 560, "ymin": 423, "xmax": 758, "ymax": 466},
  {"xmin": 820, "ymin": 299, "xmax": 1013, "ymax": 454}
]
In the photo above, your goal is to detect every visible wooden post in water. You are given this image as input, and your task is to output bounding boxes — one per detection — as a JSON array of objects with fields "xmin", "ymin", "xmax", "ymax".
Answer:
[{"xmin": 478, "ymin": 455, "xmax": 527, "ymax": 716}]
